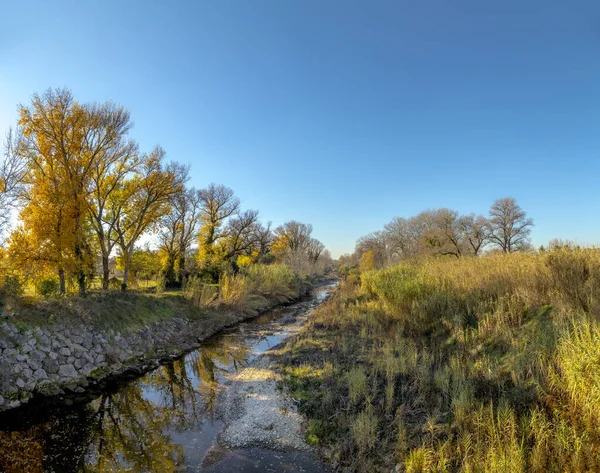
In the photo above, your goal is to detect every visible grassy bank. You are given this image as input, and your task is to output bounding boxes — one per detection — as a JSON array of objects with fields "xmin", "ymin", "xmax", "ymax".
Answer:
[
  {"xmin": 281, "ymin": 249, "xmax": 600, "ymax": 472},
  {"xmin": 2, "ymin": 264, "xmax": 312, "ymax": 332}
]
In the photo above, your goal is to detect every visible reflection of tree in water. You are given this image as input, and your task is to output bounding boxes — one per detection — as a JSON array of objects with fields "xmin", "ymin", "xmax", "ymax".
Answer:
[
  {"xmin": 144, "ymin": 333, "xmax": 256, "ymax": 418},
  {"xmin": 85, "ymin": 385, "xmax": 184, "ymax": 472},
  {"xmin": 141, "ymin": 359, "xmax": 202, "ymax": 430},
  {"xmin": 188, "ymin": 334, "xmax": 255, "ymax": 415},
  {"xmin": 0, "ymin": 329, "xmax": 270, "ymax": 473},
  {"xmin": 0, "ymin": 403, "xmax": 94, "ymax": 473}
]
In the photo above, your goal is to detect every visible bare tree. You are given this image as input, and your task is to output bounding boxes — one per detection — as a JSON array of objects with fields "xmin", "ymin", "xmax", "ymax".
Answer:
[
  {"xmin": 0, "ymin": 129, "xmax": 27, "ymax": 238},
  {"xmin": 274, "ymin": 221, "xmax": 313, "ymax": 253},
  {"xmin": 307, "ymin": 237, "xmax": 325, "ymax": 263},
  {"xmin": 222, "ymin": 209, "xmax": 260, "ymax": 260},
  {"xmin": 422, "ymin": 208, "xmax": 465, "ymax": 258},
  {"xmin": 459, "ymin": 213, "xmax": 489, "ymax": 256},
  {"xmin": 355, "ymin": 231, "xmax": 388, "ymax": 267},
  {"xmin": 486, "ymin": 197, "xmax": 533, "ymax": 253}
]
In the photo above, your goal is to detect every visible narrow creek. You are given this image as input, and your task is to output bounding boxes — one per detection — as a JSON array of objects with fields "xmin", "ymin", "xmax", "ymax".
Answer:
[{"xmin": 0, "ymin": 284, "xmax": 335, "ymax": 473}]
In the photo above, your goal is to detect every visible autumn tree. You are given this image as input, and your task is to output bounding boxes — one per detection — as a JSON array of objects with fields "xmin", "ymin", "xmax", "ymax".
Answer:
[
  {"xmin": 114, "ymin": 148, "xmax": 186, "ymax": 291},
  {"xmin": 116, "ymin": 245, "xmax": 162, "ymax": 287},
  {"xmin": 87, "ymin": 112, "xmax": 139, "ymax": 290},
  {"xmin": 17, "ymin": 89, "xmax": 135, "ymax": 295},
  {"xmin": 158, "ymin": 186, "xmax": 202, "ymax": 287},
  {"xmin": 197, "ymin": 184, "xmax": 240, "ymax": 279},
  {"xmin": 486, "ymin": 197, "xmax": 533, "ymax": 253}
]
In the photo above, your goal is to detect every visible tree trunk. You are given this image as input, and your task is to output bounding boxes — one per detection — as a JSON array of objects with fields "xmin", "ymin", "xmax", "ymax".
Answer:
[
  {"xmin": 163, "ymin": 253, "xmax": 176, "ymax": 288},
  {"xmin": 58, "ymin": 268, "xmax": 66, "ymax": 295},
  {"xmin": 121, "ymin": 266, "xmax": 129, "ymax": 292},
  {"xmin": 121, "ymin": 250, "xmax": 131, "ymax": 292},
  {"xmin": 102, "ymin": 253, "xmax": 110, "ymax": 290},
  {"xmin": 177, "ymin": 252, "xmax": 186, "ymax": 285},
  {"xmin": 74, "ymin": 244, "xmax": 86, "ymax": 297}
]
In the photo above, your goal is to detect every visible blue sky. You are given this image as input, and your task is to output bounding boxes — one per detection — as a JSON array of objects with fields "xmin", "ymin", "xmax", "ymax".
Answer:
[{"xmin": 1, "ymin": 0, "xmax": 599, "ymax": 257}]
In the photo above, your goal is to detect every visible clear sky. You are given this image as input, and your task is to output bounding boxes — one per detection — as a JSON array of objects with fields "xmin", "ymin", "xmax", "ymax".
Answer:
[{"xmin": 1, "ymin": 0, "xmax": 599, "ymax": 257}]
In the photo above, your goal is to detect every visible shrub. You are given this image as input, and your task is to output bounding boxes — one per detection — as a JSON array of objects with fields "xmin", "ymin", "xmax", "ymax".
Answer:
[
  {"xmin": 0, "ymin": 275, "xmax": 23, "ymax": 302},
  {"xmin": 36, "ymin": 277, "xmax": 59, "ymax": 297},
  {"xmin": 183, "ymin": 276, "xmax": 218, "ymax": 309},
  {"xmin": 218, "ymin": 273, "xmax": 251, "ymax": 311},
  {"xmin": 244, "ymin": 264, "xmax": 304, "ymax": 303}
]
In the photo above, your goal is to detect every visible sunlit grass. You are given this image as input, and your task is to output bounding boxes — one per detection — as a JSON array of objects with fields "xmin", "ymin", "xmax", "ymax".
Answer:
[{"xmin": 281, "ymin": 248, "xmax": 600, "ymax": 472}]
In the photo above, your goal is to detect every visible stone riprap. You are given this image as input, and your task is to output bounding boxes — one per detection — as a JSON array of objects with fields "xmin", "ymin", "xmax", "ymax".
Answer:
[{"xmin": 0, "ymin": 313, "xmax": 243, "ymax": 412}]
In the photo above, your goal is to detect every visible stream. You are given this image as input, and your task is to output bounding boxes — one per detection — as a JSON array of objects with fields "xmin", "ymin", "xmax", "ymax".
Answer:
[{"xmin": 0, "ymin": 284, "xmax": 335, "ymax": 473}]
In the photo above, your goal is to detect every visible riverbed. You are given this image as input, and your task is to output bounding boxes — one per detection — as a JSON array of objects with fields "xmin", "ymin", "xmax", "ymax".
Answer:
[{"xmin": 0, "ymin": 284, "xmax": 335, "ymax": 473}]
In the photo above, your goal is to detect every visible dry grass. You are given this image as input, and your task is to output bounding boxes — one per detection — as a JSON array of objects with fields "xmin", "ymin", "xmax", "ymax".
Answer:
[
  {"xmin": 281, "ymin": 248, "xmax": 600, "ymax": 472},
  {"xmin": 183, "ymin": 263, "xmax": 308, "ymax": 315}
]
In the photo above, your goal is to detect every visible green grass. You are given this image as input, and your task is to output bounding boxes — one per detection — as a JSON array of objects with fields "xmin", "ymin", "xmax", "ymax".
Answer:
[
  {"xmin": 2, "ymin": 263, "xmax": 313, "ymax": 333},
  {"xmin": 3, "ymin": 290, "xmax": 205, "ymax": 332}
]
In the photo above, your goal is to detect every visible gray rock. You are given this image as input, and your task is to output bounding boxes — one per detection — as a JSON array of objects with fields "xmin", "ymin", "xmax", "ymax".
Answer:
[
  {"xmin": 27, "ymin": 338, "xmax": 37, "ymax": 347},
  {"xmin": 0, "ymin": 395, "xmax": 4, "ymax": 406},
  {"xmin": 4, "ymin": 348, "xmax": 17, "ymax": 357},
  {"xmin": 15, "ymin": 378, "xmax": 25, "ymax": 388},
  {"xmin": 25, "ymin": 379, "xmax": 36, "ymax": 390},
  {"xmin": 23, "ymin": 368, "xmax": 33, "ymax": 378},
  {"xmin": 34, "ymin": 368, "xmax": 47, "ymax": 380},
  {"xmin": 27, "ymin": 359, "xmax": 40, "ymax": 371},
  {"xmin": 43, "ymin": 359, "xmax": 59, "ymax": 375},
  {"xmin": 48, "ymin": 351, "xmax": 58, "ymax": 360},
  {"xmin": 58, "ymin": 347, "xmax": 71, "ymax": 356},
  {"xmin": 21, "ymin": 344, "xmax": 33, "ymax": 353},
  {"xmin": 16, "ymin": 354, "xmax": 27, "ymax": 362},
  {"xmin": 58, "ymin": 364, "xmax": 77, "ymax": 378},
  {"xmin": 31, "ymin": 350, "xmax": 46, "ymax": 362},
  {"xmin": 8, "ymin": 400, "xmax": 20, "ymax": 409},
  {"xmin": 95, "ymin": 354, "xmax": 105, "ymax": 363},
  {"xmin": 74, "ymin": 358, "xmax": 84, "ymax": 369},
  {"xmin": 39, "ymin": 344, "xmax": 52, "ymax": 353},
  {"xmin": 11, "ymin": 364, "xmax": 22, "ymax": 375}
]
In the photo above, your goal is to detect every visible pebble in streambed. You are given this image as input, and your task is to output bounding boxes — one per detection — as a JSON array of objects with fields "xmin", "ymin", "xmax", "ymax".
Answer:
[{"xmin": 200, "ymin": 285, "xmax": 336, "ymax": 473}]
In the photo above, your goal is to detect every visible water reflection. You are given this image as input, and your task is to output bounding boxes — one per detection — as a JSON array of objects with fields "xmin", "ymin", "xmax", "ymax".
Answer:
[{"xmin": 0, "ymin": 297, "xmax": 318, "ymax": 473}]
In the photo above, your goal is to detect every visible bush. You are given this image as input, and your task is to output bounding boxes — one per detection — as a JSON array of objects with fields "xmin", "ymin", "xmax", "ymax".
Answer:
[
  {"xmin": 0, "ymin": 275, "xmax": 23, "ymax": 302},
  {"xmin": 244, "ymin": 264, "xmax": 304, "ymax": 303},
  {"xmin": 108, "ymin": 277, "xmax": 121, "ymax": 290},
  {"xmin": 36, "ymin": 277, "xmax": 59, "ymax": 297},
  {"xmin": 183, "ymin": 276, "xmax": 218, "ymax": 309}
]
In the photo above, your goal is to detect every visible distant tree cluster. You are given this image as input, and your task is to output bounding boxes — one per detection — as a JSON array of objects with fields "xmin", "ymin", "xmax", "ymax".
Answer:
[
  {"xmin": 0, "ymin": 88, "xmax": 328, "ymax": 296},
  {"xmin": 348, "ymin": 197, "xmax": 533, "ymax": 269}
]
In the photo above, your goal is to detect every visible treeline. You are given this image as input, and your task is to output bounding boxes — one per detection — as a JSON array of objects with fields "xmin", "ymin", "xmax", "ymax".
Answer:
[
  {"xmin": 346, "ymin": 197, "xmax": 533, "ymax": 270},
  {"xmin": 0, "ymin": 88, "xmax": 330, "ymax": 297}
]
